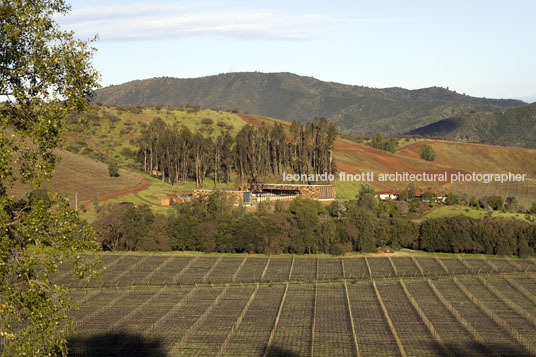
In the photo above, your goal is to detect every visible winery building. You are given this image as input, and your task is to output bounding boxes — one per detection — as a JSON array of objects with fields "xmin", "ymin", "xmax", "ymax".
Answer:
[{"xmin": 190, "ymin": 183, "xmax": 336, "ymax": 206}]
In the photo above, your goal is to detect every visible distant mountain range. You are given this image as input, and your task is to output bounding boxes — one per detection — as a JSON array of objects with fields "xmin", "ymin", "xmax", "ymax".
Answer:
[
  {"xmin": 93, "ymin": 72, "xmax": 524, "ymax": 136},
  {"xmin": 407, "ymin": 102, "xmax": 536, "ymax": 149}
]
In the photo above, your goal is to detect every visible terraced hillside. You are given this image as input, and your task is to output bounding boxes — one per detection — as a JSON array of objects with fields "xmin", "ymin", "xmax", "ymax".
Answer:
[
  {"xmin": 6, "ymin": 149, "xmax": 143, "ymax": 204},
  {"xmin": 58, "ymin": 254, "xmax": 536, "ymax": 356},
  {"xmin": 397, "ymin": 140, "xmax": 536, "ymax": 207}
]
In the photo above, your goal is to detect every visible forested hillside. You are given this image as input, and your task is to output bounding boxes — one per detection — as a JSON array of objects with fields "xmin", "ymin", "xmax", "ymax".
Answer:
[
  {"xmin": 407, "ymin": 103, "xmax": 536, "ymax": 148},
  {"xmin": 93, "ymin": 72, "xmax": 524, "ymax": 135}
]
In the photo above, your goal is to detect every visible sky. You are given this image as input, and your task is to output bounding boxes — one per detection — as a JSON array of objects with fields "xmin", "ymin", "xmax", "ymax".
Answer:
[{"xmin": 59, "ymin": 0, "xmax": 536, "ymax": 101}]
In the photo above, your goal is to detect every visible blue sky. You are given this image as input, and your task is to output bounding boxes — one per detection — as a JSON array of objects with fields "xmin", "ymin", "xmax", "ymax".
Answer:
[{"xmin": 59, "ymin": 0, "xmax": 536, "ymax": 101}]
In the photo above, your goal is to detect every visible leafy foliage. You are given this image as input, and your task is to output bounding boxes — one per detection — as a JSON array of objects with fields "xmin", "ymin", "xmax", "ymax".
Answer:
[
  {"xmin": 107, "ymin": 162, "xmax": 119, "ymax": 177},
  {"xmin": 419, "ymin": 144, "xmax": 436, "ymax": 161},
  {"xmin": 95, "ymin": 190, "xmax": 536, "ymax": 258},
  {"xmin": 0, "ymin": 0, "xmax": 99, "ymax": 354},
  {"xmin": 368, "ymin": 131, "xmax": 399, "ymax": 152}
]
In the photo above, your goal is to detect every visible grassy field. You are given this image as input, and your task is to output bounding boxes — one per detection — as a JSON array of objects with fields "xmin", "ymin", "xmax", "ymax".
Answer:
[
  {"xmin": 425, "ymin": 205, "xmax": 534, "ymax": 223},
  {"xmin": 79, "ymin": 172, "xmax": 236, "ymax": 222},
  {"xmin": 59, "ymin": 253, "xmax": 536, "ymax": 356}
]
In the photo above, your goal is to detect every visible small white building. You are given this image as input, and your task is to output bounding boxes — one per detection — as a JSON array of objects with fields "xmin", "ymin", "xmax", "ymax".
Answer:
[
  {"xmin": 375, "ymin": 191, "xmax": 400, "ymax": 200},
  {"xmin": 437, "ymin": 194, "xmax": 447, "ymax": 203}
]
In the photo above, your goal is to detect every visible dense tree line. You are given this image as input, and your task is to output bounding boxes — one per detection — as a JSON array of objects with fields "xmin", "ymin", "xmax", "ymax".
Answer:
[
  {"xmin": 93, "ymin": 191, "xmax": 536, "ymax": 257},
  {"xmin": 420, "ymin": 216, "xmax": 535, "ymax": 257},
  {"xmin": 137, "ymin": 117, "xmax": 337, "ymax": 185}
]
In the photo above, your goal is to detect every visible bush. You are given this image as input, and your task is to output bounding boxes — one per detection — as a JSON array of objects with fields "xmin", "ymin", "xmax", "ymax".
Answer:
[
  {"xmin": 420, "ymin": 144, "xmax": 436, "ymax": 161},
  {"xmin": 108, "ymin": 162, "xmax": 119, "ymax": 177},
  {"xmin": 369, "ymin": 131, "xmax": 398, "ymax": 152},
  {"xmin": 447, "ymin": 192, "xmax": 461, "ymax": 205},
  {"xmin": 201, "ymin": 117, "xmax": 214, "ymax": 125}
]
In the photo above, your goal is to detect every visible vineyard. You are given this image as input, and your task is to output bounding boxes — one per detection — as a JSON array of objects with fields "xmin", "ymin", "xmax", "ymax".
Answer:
[{"xmin": 61, "ymin": 254, "xmax": 536, "ymax": 356}]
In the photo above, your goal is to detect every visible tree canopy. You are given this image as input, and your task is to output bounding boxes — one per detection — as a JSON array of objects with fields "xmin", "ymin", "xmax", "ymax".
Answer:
[
  {"xmin": 138, "ymin": 117, "xmax": 337, "ymax": 186},
  {"xmin": 1, "ymin": 0, "xmax": 100, "ymax": 355}
]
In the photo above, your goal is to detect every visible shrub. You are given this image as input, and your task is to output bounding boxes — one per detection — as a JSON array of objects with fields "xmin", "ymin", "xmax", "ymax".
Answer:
[
  {"xmin": 102, "ymin": 111, "xmax": 120, "ymax": 124},
  {"xmin": 201, "ymin": 117, "xmax": 214, "ymax": 125},
  {"xmin": 108, "ymin": 162, "xmax": 119, "ymax": 177},
  {"xmin": 420, "ymin": 144, "xmax": 436, "ymax": 161},
  {"xmin": 447, "ymin": 192, "xmax": 461, "ymax": 205}
]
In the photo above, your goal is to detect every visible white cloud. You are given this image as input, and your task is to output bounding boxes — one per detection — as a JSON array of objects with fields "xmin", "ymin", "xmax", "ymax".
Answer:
[{"xmin": 57, "ymin": 2, "xmax": 403, "ymax": 42}]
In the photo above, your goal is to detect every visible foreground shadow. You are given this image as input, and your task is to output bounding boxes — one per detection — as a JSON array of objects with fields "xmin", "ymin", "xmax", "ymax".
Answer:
[
  {"xmin": 67, "ymin": 334, "xmax": 532, "ymax": 356},
  {"xmin": 265, "ymin": 346, "xmax": 303, "ymax": 357},
  {"xmin": 68, "ymin": 332, "xmax": 166, "ymax": 357}
]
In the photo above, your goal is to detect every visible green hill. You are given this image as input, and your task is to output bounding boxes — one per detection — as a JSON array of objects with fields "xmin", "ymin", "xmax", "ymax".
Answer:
[
  {"xmin": 407, "ymin": 103, "xmax": 536, "ymax": 148},
  {"xmin": 93, "ymin": 72, "xmax": 524, "ymax": 136},
  {"xmin": 25, "ymin": 105, "xmax": 535, "ymax": 218}
]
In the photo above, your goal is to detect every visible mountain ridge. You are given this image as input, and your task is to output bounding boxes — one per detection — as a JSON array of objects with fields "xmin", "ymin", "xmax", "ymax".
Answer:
[
  {"xmin": 93, "ymin": 72, "xmax": 525, "ymax": 135},
  {"xmin": 407, "ymin": 102, "xmax": 536, "ymax": 149}
]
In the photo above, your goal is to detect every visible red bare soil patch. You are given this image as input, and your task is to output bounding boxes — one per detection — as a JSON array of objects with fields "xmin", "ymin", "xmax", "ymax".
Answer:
[
  {"xmin": 236, "ymin": 113, "xmax": 264, "ymax": 128},
  {"xmin": 334, "ymin": 139, "xmax": 471, "ymax": 190},
  {"xmin": 395, "ymin": 142, "xmax": 424, "ymax": 160}
]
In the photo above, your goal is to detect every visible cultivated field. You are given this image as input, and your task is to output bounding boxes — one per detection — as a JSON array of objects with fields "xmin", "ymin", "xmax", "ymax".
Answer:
[
  {"xmin": 6, "ymin": 149, "xmax": 142, "ymax": 204},
  {"xmin": 59, "ymin": 254, "xmax": 536, "ymax": 356},
  {"xmin": 397, "ymin": 141, "xmax": 536, "ymax": 177},
  {"xmin": 449, "ymin": 179, "xmax": 536, "ymax": 209}
]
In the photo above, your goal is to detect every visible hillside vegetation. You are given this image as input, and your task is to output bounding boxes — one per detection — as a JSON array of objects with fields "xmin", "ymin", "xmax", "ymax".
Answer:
[
  {"xmin": 55, "ymin": 106, "xmax": 536, "ymax": 207},
  {"xmin": 63, "ymin": 105, "xmax": 246, "ymax": 166},
  {"xmin": 93, "ymin": 72, "xmax": 524, "ymax": 136},
  {"xmin": 407, "ymin": 103, "xmax": 536, "ymax": 148},
  {"xmin": 6, "ymin": 149, "xmax": 142, "ymax": 204}
]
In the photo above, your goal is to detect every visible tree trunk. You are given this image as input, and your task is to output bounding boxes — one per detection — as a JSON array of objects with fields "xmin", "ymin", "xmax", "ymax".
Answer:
[{"xmin": 143, "ymin": 150, "xmax": 147, "ymax": 173}]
